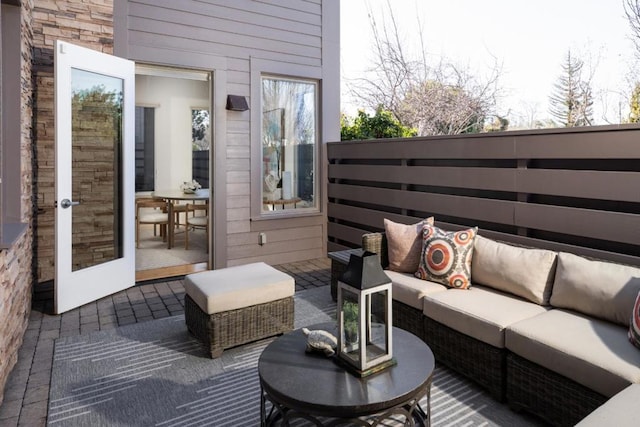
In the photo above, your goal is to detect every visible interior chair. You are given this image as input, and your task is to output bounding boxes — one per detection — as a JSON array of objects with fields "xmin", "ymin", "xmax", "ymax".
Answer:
[
  {"xmin": 172, "ymin": 202, "xmax": 188, "ymax": 229},
  {"xmin": 185, "ymin": 202, "xmax": 208, "ymax": 251},
  {"xmin": 135, "ymin": 198, "xmax": 169, "ymax": 248}
]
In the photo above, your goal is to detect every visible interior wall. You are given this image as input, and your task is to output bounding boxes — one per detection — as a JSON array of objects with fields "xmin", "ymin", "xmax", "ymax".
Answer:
[{"xmin": 135, "ymin": 74, "xmax": 209, "ymax": 191}]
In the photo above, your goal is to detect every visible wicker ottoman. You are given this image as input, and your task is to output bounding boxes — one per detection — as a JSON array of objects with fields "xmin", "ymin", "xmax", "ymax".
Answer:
[{"xmin": 184, "ymin": 262, "xmax": 295, "ymax": 358}]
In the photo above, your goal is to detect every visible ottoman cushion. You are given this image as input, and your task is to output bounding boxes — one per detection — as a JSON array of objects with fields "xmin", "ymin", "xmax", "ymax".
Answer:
[{"xmin": 185, "ymin": 262, "xmax": 294, "ymax": 314}]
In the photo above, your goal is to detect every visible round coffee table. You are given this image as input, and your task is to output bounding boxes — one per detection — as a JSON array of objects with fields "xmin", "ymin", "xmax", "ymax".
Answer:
[{"xmin": 258, "ymin": 322, "xmax": 435, "ymax": 426}]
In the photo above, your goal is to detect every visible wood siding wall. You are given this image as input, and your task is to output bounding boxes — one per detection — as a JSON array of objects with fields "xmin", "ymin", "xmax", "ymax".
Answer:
[
  {"xmin": 327, "ymin": 125, "xmax": 640, "ymax": 267},
  {"xmin": 118, "ymin": 0, "xmax": 337, "ymax": 268}
]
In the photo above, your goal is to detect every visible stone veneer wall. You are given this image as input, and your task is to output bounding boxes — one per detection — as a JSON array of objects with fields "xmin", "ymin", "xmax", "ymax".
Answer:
[
  {"xmin": 31, "ymin": 0, "xmax": 114, "ymax": 282},
  {"xmin": 0, "ymin": 0, "xmax": 34, "ymax": 406}
]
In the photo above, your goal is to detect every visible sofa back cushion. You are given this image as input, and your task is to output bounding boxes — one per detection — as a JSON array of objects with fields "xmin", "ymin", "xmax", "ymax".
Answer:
[
  {"xmin": 471, "ymin": 235, "xmax": 557, "ymax": 305},
  {"xmin": 550, "ymin": 252, "xmax": 640, "ymax": 326},
  {"xmin": 384, "ymin": 217, "xmax": 434, "ymax": 273}
]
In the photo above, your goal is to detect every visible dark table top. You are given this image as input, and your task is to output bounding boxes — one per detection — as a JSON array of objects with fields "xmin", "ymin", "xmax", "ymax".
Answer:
[{"xmin": 258, "ymin": 322, "xmax": 435, "ymax": 418}]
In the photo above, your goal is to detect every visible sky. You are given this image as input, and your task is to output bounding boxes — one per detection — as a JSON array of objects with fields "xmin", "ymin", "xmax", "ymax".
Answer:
[{"xmin": 340, "ymin": 0, "xmax": 637, "ymax": 127}]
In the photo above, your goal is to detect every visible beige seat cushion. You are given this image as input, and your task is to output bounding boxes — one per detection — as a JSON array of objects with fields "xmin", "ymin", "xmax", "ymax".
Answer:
[
  {"xmin": 184, "ymin": 262, "xmax": 294, "ymax": 314},
  {"xmin": 423, "ymin": 285, "xmax": 548, "ymax": 348},
  {"xmin": 506, "ymin": 309, "xmax": 640, "ymax": 397},
  {"xmin": 575, "ymin": 384, "xmax": 640, "ymax": 426},
  {"xmin": 139, "ymin": 211, "xmax": 168, "ymax": 223},
  {"xmin": 471, "ymin": 235, "xmax": 557, "ymax": 305},
  {"xmin": 384, "ymin": 217, "xmax": 434, "ymax": 273},
  {"xmin": 550, "ymin": 252, "xmax": 640, "ymax": 326},
  {"xmin": 384, "ymin": 270, "xmax": 447, "ymax": 309}
]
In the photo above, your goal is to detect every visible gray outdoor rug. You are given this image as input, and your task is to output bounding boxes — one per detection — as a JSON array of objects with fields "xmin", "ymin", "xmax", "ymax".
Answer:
[{"xmin": 48, "ymin": 286, "xmax": 543, "ymax": 426}]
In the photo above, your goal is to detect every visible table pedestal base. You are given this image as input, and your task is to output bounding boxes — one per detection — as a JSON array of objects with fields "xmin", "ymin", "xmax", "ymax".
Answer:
[{"xmin": 260, "ymin": 383, "xmax": 431, "ymax": 427}]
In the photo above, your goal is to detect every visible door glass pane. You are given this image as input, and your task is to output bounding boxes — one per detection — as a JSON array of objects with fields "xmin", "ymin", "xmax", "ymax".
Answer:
[{"xmin": 71, "ymin": 68, "xmax": 124, "ymax": 271}]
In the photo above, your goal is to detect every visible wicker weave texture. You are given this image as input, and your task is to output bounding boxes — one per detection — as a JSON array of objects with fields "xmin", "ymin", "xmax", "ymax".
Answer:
[
  {"xmin": 185, "ymin": 294, "xmax": 294, "ymax": 358},
  {"xmin": 506, "ymin": 352, "xmax": 607, "ymax": 427},
  {"xmin": 424, "ymin": 316, "xmax": 506, "ymax": 401},
  {"xmin": 362, "ymin": 232, "xmax": 388, "ymax": 268},
  {"xmin": 393, "ymin": 300, "xmax": 424, "ymax": 340}
]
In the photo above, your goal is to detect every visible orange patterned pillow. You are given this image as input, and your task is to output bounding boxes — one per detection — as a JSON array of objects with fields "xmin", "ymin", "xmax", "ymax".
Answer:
[
  {"xmin": 629, "ymin": 291, "xmax": 640, "ymax": 349},
  {"xmin": 384, "ymin": 218, "xmax": 434, "ymax": 273},
  {"xmin": 415, "ymin": 224, "xmax": 478, "ymax": 289}
]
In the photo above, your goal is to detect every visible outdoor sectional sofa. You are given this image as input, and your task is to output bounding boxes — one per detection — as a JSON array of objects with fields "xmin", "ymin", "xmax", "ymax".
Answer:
[{"xmin": 336, "ymin": 224, "xmax": 640, "ymax": 426}]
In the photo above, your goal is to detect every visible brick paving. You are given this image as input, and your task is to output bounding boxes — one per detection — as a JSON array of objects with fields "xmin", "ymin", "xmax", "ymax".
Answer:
[{"xmin": 0, "ymin": 258, "xmax": 331, "ymax": 426}]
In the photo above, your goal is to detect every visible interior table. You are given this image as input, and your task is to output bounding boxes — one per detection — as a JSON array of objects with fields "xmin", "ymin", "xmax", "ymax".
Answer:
[
  {"xmin": 258, "ymin": 322, "xmax": 435, "ymax": 426},
  {"xmin": 150, "ymin": 188, "xmax": 209, "ymax": 249},
  {"xmin": 262, "ymin": 197, "xmax": 302, "ymax": 210}
]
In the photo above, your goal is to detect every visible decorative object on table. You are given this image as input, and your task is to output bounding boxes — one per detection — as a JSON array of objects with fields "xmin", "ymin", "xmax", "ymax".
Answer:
[
  {"xmin": 302, "ymin": 327, "xmax": 337, "ymax": 356},
  {"xmin": 282, "ymin": 170, "xmax": 293, "ymax": 199},
  {"xmin": 337, "ymin": 251, "xmax": 395, "ymax": 377},
  {"xmin": 180, "ymin": 179, "xmax": 202, "ymax": 194}
]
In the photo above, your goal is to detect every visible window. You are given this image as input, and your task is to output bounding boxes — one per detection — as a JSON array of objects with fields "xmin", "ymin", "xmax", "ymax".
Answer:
[
  {"xmin": 134, "ymin": 106, "xmax": 155, "ymax": 192},
  {"xmin": 191, "ymin": 108, "xmax": 210, "ymax": 188},
  {"xmin": 261, "ymin": 77, "xmax": 317, "ymax": 213}
]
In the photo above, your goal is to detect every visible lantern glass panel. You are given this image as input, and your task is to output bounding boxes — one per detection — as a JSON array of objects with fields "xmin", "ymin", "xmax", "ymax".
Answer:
[
  {"xmin": 365, "ymin": 289, "xmax": 389, "ymax": 362},
  {"xmin": 340, "ymin": 287, "xmax": 360, "ymax": 364}
]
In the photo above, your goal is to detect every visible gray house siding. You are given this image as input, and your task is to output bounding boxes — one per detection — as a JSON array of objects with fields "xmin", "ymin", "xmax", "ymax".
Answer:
[{"xmin": 115, "ymin": 0, "xmax": 338, "ymax": 268}]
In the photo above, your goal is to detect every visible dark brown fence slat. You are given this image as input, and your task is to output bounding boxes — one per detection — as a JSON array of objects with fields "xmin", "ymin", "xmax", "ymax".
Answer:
[
  {"xmin": 328, "ymin": 136, "xmax": 516, "ymax": 160},
  {"xmin": 328, "ymin": 203, "xmax": 424, "ymax": 230},
  {"xmin": 517, "ymin": 169, "xmax": 640, "ymax": 202},
  {"xmin": 328, "ymin": 241, "xmax": 351, "ymax": 252},
  {"xmin": 517, "ymin": 129, "xmax": 640, "ymax": 159},
  {"xmin": 515, "ymin": 204, "xmax": 640, "ymax": 245},
  {"xmin": 327, "ymin": 222, "xmax": 367, "ymax": 247},
  {"xmin": 329, "ymin": 183, "xmax": 515, "ymax": 225},
  {"xmin": 329, "ymin": 164, "xmax": 517, "ymax": 192}
]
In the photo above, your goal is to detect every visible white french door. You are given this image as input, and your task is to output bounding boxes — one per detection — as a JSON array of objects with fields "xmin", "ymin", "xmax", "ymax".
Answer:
[{"xmin": 54, "ymin": 40, "xmax": 135, "ymax": 314}]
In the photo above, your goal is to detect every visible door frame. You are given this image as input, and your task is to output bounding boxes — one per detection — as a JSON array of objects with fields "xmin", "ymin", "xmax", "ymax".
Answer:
[{"xmin": 119, "ymin": 45, "xmax": 229, "ymax": 270}]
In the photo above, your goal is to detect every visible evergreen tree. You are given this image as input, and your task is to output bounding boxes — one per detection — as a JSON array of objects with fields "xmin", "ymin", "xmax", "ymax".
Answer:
[
  {"xmin": 549, "ymin": 50, "xmax": 594, "ymax": 127},
  {"xmin": 628, "ymin": 82, "xmax": 640, "ymax": 123}
]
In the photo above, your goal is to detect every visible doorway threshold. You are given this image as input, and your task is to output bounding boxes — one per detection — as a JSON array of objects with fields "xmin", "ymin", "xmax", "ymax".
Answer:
[{"xmin": 135, "ymin": 262, "xmax": 208, "ymax": 282}]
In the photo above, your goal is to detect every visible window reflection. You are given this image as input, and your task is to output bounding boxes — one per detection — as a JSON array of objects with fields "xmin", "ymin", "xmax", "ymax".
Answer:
[{"xmin": 261, "ymin": 77, "xmax": 317, "ymax": 212}]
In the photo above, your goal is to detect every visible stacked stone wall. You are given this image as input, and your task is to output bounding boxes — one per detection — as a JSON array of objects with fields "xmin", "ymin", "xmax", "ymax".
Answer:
[
  {"xmin": 0, "ymin": 233, "xmax": 33, "ymax": 406},
  {"xmin": 0, "ymin": 0, "xmax": 34, "ymax": 406},
  {"xmin": 31, "ymin": 0, "xmax": 114, "ymax": 282}
]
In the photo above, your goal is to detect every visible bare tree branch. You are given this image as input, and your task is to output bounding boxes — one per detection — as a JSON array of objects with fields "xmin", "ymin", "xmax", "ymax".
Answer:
[
  {"xmin": 624, "ymin": 0, "xmax": 640, "ymax": 58},
  {"xmin": 345, "ymin": 3, "xmax": 503, "ymax": 135}
]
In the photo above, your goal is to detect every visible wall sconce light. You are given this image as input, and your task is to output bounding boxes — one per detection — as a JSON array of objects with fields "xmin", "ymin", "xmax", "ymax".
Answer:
[{"xmin": 226, "ymin": 95, "xmax": 249, "ymax": 111}]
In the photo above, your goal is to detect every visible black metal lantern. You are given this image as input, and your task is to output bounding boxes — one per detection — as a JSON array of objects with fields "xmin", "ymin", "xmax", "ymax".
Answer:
[{"xmin": 337, "ymin": 251, "xmax": 395, "ymax": 377}]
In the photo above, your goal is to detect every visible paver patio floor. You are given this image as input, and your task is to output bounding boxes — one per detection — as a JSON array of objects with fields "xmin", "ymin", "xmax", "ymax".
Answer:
[{"xmin": 0, "ymin": 258, "xmax": 331, "ymax": 426}]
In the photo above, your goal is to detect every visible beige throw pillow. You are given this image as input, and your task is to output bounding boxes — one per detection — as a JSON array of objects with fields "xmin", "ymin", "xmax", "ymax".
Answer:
[
  {"xmin": 471, "ymin": 235, "xmax": 557, "ymax": 305},
  {"xmin": 550, "ymin": 252, "xmax": 640, "ymax": 326},
  {"xmin": 384, "ymin": 217, "xmax": 434, "ymax": 273}
]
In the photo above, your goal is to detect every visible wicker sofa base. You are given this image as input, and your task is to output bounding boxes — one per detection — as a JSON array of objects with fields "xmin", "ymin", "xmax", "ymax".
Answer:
[
  {"xmin": 506, "ymin": 352, "xmax": 608, "ymax": 427},
  {"xmin": 185, "ymin": 294, "xmax": 294, "ymax": 358},
  {"xmin": 393, "ymin": 300, "xmax": 424, "ymax": 339},
  {"xmin": 424, "ymin": 316, "xmax": 506, "ymax": 402}
]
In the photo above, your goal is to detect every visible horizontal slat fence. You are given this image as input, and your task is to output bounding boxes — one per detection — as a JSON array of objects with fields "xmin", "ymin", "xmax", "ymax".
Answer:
[{"xmin": 327, "ymin": 125, "xmax": 640, "ymax": 267}]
